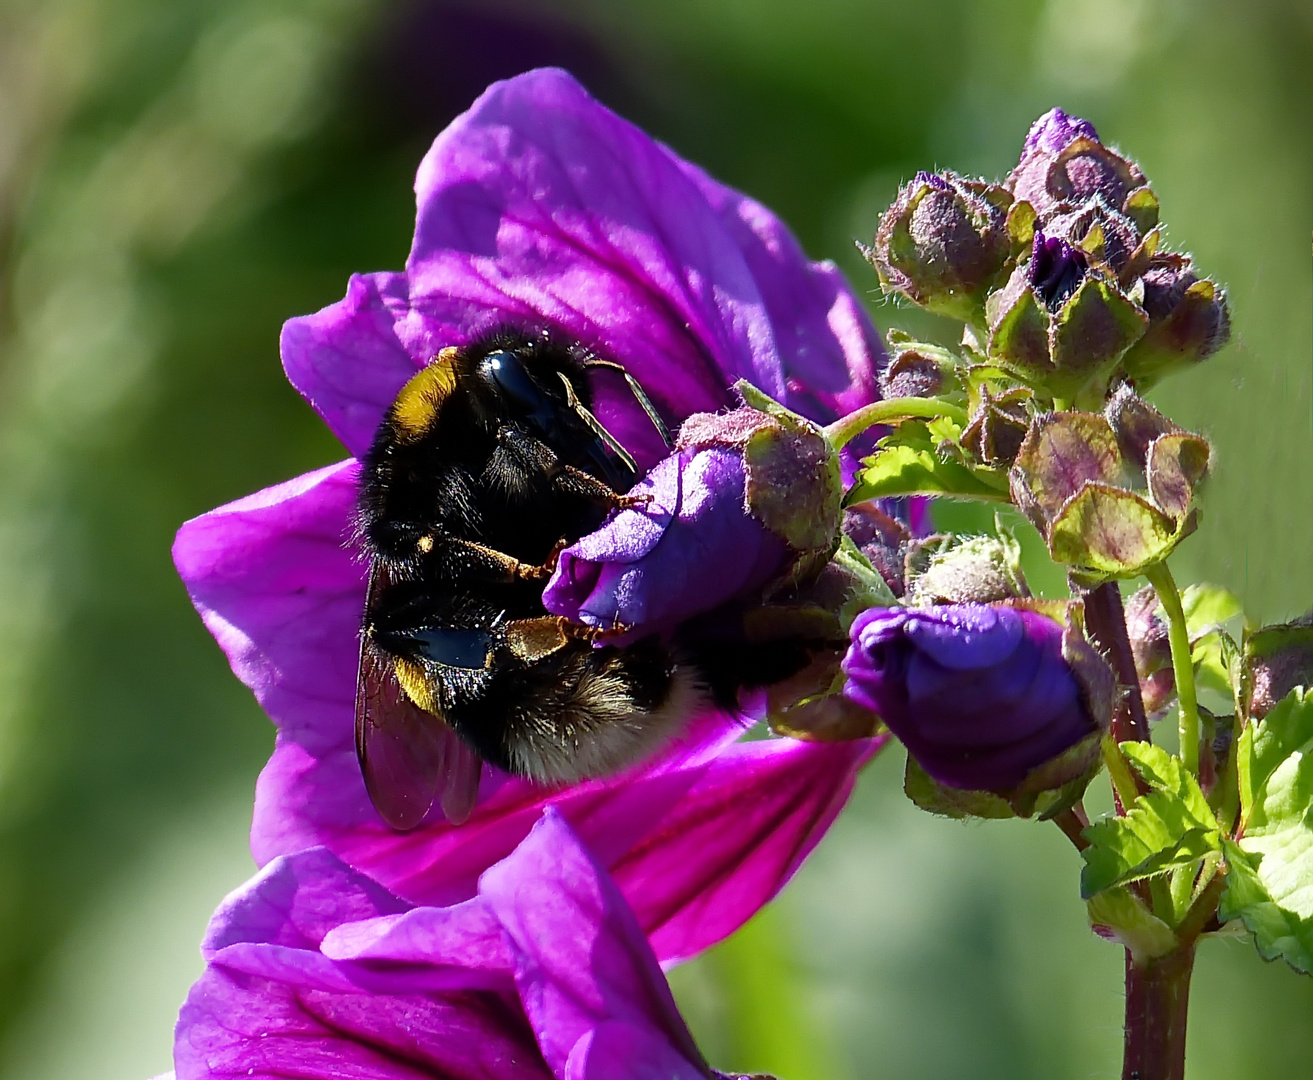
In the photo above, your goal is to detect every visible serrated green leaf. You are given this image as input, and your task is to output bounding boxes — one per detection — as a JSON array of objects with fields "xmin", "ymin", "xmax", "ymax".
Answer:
[
  {"xmin": 1220, "ymin": 689, "xmax": 1313, "ymax": 973},
  {"xmin": 849, "ymin": 422, "xmax": 1009, "ymax": 502},
  {"xmin": 1238, "ymin": 688, "xmax": 1313, "ymax": 826},
  {"xmin": 1080, "ymin": 742, "xmax": 1221, "ymax": 898},
  {"xmin": 1221, "ymin": 838, "xmax": 1313, "ymax": 974}
]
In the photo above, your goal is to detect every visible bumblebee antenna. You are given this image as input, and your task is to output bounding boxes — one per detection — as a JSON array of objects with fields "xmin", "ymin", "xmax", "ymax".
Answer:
[
  {"xmin": 555, "ymin": 372, "xmax": 639, "ymax": 474},
  {"xmin": 582, "ymin": 359, "xmax": 672, "ymax": 448}
]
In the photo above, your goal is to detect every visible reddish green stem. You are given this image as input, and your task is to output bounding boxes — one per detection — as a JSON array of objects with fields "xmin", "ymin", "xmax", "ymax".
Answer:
[
  {"xmin": 1082, "ymin": 581, "xmax": 1150, "ymax": 745},
  {"xmin": 1122, "ymin": 945, "xmax": 1195, "ymax": 1080}
]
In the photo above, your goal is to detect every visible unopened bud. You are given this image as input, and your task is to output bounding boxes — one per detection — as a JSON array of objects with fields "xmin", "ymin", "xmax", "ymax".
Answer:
[
  {"xmin": 962, "ymin": 385, "xmax": 1031, "ymax": 466},
  {"xmin": 866, "ymin": 171, "xmax": 1015, "ymax": 321},
  {"xmin": 1244, "ymin": 614, "xmax": 1313, "ymax": 720},
  {"xmin": 1007, "ymin": 108, "xmax": 1151, "ymax": 223},
  {"xmin": 908, "ymin": 531, "xmax": 1029, "ymax": 605},
  {"xmin": 879, "ymin": 341, "xmax": 956, "ymax": 400},
  {"xmin": 1120, "ymin": 254, "xmax": 1231, "ymax": 388},
  {"xmin": 1124, "ymin": 585, "xmax": 1175, "ymax": 716}
]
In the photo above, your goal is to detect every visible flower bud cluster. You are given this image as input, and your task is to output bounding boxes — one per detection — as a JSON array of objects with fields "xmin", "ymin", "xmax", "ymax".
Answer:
[{"xmin": 864, "ymin": 108, "xmax": 1230, "ymax": 402}]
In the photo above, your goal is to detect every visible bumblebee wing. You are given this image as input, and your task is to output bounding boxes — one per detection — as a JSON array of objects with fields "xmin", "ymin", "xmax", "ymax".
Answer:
[
  {"xmin": 436, "ymin": 731, "xmax": 481, "ymax": 825},
  {"xmin": 355, "ymin": 636, "xmax": 444, "ymax": 831}
]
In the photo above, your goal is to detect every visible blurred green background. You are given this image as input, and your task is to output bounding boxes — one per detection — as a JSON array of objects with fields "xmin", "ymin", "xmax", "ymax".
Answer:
[{"xmin": 0, "ymin": 0, "xmax": 1307, "ymax": 1076}]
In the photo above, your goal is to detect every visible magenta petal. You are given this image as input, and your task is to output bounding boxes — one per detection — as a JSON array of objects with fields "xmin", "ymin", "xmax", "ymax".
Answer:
[
  {"xmin": 321, "ymin": 900, "xmax": 510, "ymax": 979},
  {"xmin": 280, "ymin": 272, "xmax": 420, "ymax": 458},
  {"xmin": 283, "ymin": 69, "xmax": 879, "ymax": 457},
  {"xmin": 676, "ymin": 160, "xmax": 882, "ymax": 420},
  {"xmin": 480, "ymin": 810, "xmax": 706, "ymax": 1077},
  {"xmin": 177, "ymin": 848, "xmax": 548, "ymax": 1080},
  {"xmin": 171, "ymin": 460, "xmax": 386, "ymax": 857},
  {"xmin": 201, "ymin": 848, "xmax": 408, "ymax": 958},
  {"xmin": 176, "ymin": 964, "xmax": 547, "ymax": 1080},
  {"xmin": 611, "ymin": 735, "xmax": 883, "ymax": 963}
]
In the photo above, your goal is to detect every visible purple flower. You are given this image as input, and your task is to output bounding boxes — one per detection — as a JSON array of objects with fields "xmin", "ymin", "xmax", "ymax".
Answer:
[
  {"xmin": 174, "ymin": 67, "xmax": 884, "ymax": 956},
  {"xmin": 542, "ymin": 445, "xmax": 788, "ymax": 642},
  {"xmin": 173, "ymin": 810, "xmax": 764, "ymax": 1080},
  {"xmin": 842, "ymin": 604, "xmax": 1107, "ymax": 792},
  {"xmin": 1029, "ymin": 228, "xmax": 1087, "ymax": 310}
]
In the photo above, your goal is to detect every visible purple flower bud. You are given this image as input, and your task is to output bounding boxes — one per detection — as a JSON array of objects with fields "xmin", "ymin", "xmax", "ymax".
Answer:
[
  {"xmin": 1029, "ymin": 229, "xmax": 1087, "ymax": 309},
  {"xmin": 842, "ymin": 604, "xmax": 1105, "ymax": 791},
  {"xmin": 1245, "ymin": 615, "xmax": 1313, "ymax": 720},
  {"xmin": 866, "ymin": 170, "xmax": 1014, "ymax": 321},
  {"xmin": 543, "ymin": 445, "xmax": 789, "ymax": 643},
  {"xmin": 1008, "ymin": 108, "xmax": 1145, "ymax": 221},
  {"xmin": 1021, "ymin": 108, "xmax": 1101, "ymax": 156},
  {"xmin": 544, "ymin": 403, "xmax": 843, "ymax": 645},
  {"xmin": 1045, "ymin": 196, "xmax": 1142, "ymax": 273},
  {"xmin": 1121, "ymin": 254, "xmax": 1231, "ymax": 387},
  {"xmin": 1124, "ymin": 584, "xmax": 1175, "ymax": 716}
]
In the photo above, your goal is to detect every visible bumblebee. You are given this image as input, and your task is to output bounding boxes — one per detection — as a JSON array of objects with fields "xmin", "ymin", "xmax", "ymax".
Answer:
[{"xmin": 355, "ymin": 328, "xmax": 699, "ymax": 830}]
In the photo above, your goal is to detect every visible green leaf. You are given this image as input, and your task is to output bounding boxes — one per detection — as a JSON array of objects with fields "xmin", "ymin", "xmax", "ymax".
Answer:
[
  {"xmin": 1081, "ymin": 742, "xmax": 1221, "ymax": 899},
  {"xmin": 1087, "ymin": 886, "xmax": 1180, "ymax": 964},
  {"xmin": 848, "ymin": 421, "xmax": 1008, "ymax": 502},
  {"xmin": 1220, "ymin": 689, "xmax": 1313, "ymax": 972},
  {"xmin": 1181, "ymin": 583, "xmax": 1244, "ymax": 636}
]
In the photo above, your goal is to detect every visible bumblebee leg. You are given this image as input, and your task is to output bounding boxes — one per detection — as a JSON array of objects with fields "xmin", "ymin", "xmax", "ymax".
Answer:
[
  {"xmin": 552, "ymin": 463, "xmax": 653, "ymax": 510},
  {"xmin": 494, "ymin": 426, "xmax": 644, "ymax": 510},
  {"xmin": 447, "ymin": 537, "xmax": 553, "ymax": 583},
  {"xmin": 503, "ymin": 616, "xmax": 635, "ymax": 662},
  {"xmin": 581, "ymin": 359, "xmax": 672, "ymax": 446}
]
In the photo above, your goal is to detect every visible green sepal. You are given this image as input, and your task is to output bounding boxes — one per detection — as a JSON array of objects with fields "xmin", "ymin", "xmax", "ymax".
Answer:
[
  {"xmin": 1047, "ymin": 483, "xmax": 1192, "ymax": 583},
  {"xmin": 1123, "ymin": 184, "xmax": 1161, "ymax": 233},
  {"xmin": 904, "ymin": 756, "xmax": 1016, "ymax": 820},
  {"xmin": 1087, "ymin": 886, "xmax": 1180, "ymax": 964},
  {"xmin": 848, "ymin": 421, "xmax": 1010, "ymax": 503},
  {"xmin": 1080, "ymin": 741, "xmax": 1222, "ymax": 899},
  {"xmin": 1049, "ymin": 275, "xmax": 1148, "ymax": 383}
]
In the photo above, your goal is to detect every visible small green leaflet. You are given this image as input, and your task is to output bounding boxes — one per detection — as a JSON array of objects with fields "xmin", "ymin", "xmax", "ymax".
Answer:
[
  {"xmin": 1080, "ymin": 742, "xmax": 1221, "ymax": 899},
  {"xmin": 848, "ymin": 421, "xmax": 1009, "ymax": 503},
  {"xmin": 1221, "ymin": 688, "xmax": 1313, "ymax": 974},
  {"xmin": 1181, "ymin": 583, "xmax": 1243, "ymax": 700},
  {"xmin": 1181, "ymin": 583, "xmax": 1244, "ymax": 634}
]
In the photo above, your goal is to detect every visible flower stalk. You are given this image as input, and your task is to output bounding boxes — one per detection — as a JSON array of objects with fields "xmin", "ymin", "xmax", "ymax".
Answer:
[
  {"xmin": 1144, "ymin": 561, "xmax": 1201, "ymax": 774},
  {"xmin": 1081, "ymin": 581, "xmax": 1151, "ymax": 745},
  {"xmin": 1122, "ymin": 944, "xmax": 1195, "ymax": 1080},
  {"xmin": 823, "ymin": 396, "xmax": 969, "ymax": 449}
]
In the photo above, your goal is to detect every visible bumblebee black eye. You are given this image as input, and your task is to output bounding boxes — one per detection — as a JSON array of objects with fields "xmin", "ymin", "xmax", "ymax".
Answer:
[{"xmin": 481, "ymin": 349, "xmax": 551, "ymax": 413}]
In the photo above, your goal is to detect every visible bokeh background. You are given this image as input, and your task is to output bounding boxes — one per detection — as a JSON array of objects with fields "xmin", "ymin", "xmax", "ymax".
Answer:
[{"xmin": 0, "ymin": 0, "xmax": 1307, "ymax": 1076}]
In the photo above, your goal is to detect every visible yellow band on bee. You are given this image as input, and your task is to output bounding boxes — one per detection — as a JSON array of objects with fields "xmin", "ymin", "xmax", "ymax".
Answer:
[
  {"xmin": 391, "ymin": 347, "xmax": 460, "ymax": 439},
  {"xmin": 393, "ymin": 657, "xmax": 441, "ymax": 713}
]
